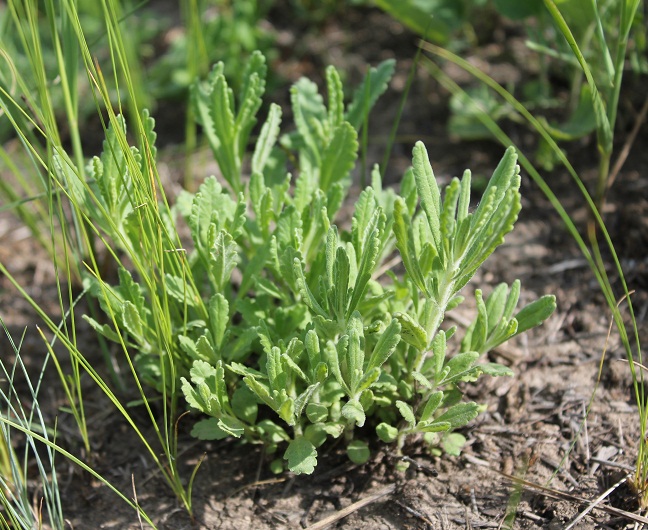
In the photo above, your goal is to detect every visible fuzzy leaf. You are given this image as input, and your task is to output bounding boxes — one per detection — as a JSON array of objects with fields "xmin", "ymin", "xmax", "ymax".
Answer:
[
  {"xmin": 412, "ymin": 142, "xmax": 441, "ymax": 250},
  {"xmin": 319, "ymin": 122, "xmax": 358, "ymax": 191},
  {"xmin": 393, "ymin": 199, "xmax": 428, "ymax": 295},
  {"xmin": 342, "ymin": 399, "xmax": 366, "ymax": 427},
  {"xmin": 514, "ymin": 295, "xmax": 557, "ymax": 334},
  {"xmin": 326, "ymin": 65, "xmax": 344, "ymax": 130},
  {"xmin": 419, "ymin": 391, "xmax": 444, "ymax": 423},
  {"xmin": 395, "ymin": 400, "xmax": 416, "ymax": 426},
  {"xmin": 376, "ymin": 423, "xmax": 399, "ymax": 443},
  {"xmin": 306, "ymin": 403, "xmax": 329, "ymax": 424},
  {"xmin": 441, "ymin": 352, "xmax": 480, "ymax": 384},
  {"xmin": 252, "ymin": 103, "xmax": 282, "ymax": 174},
  {"xmin": 345, "ymin": 59, "xmax": 396, "ymax": 129},
  {"xmin": 285, "ymin": 437, "xmax": 317, "ymax": 475},
  {"xmin": 164, "ymin": 274, "xmax": 198, "ymax": 307},
  {"xmin": 479, "ymin": 363, "xmax": 514, "ymax": 377},
  {"xmin": 210, "ymin": 230, "xmax": 238, "ymax": 291},
  {"xmin": 208, "ymin": 293, "xmax": 229, "ymax": 351},
  {"xmin": 441, "ymin": 432, "xmax": 467, "ymax": 456},
  {"xmin": 367, "ymin": 319, "xmax": 401, "ymax": 371},
  {"xmin": 122, "ymin": 301, "xmax": 144, "ymax": 340},
  {"xmin": 434, "ymin": 402, "xmax": 480, "ymax": 429},
  {"xmin": 395, "ymin": 312, "xmax": 427, "ymax": 351}
]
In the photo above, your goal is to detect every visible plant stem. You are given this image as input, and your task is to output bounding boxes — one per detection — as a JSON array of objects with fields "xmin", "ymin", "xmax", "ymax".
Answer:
[{"xmin": 594, "ymin": 150, "xmax": 611, "ymax": 213}]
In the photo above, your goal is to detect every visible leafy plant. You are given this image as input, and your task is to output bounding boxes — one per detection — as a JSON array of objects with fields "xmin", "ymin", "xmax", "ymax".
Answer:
[
  {"xmin": 80, "ymin": 51, "xmax": 555, "ymax": 475},
  {"xmin": 421, "ymin": 37, "xmax": 645, "ymax": 506},
  {"xmin": 440, "ymin": 0, "xmax": 644, "ymax": 207}
]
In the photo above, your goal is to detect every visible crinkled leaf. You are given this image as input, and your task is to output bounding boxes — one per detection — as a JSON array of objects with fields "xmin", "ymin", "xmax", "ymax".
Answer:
[
  {"xmin": 395, "ymin": 312, "xmax": 427, "ymax": 351},
  {"xmin": 252, "ymin": 103, "xmax": 282, "ymax": 174},
  {"xmin": 306, "ymin": 403, "xmax": 329, "ymax": 424},
  {"xmin": 210, "ymin": 230, "xmax": 238, "ymax": 291},
  {"xmin": 395, "ymin": 400, "xmax": 416, "ymax": 426},
  {"xmin": 285, "ymin": 437, "xmax": 317, "ymax": 475},
  {"xmin": 326, "ymin": 65, "xmax": 344, "ymax": 130},
  {"xmin": 208, "ymin": 293, "xmax": 229, "ymax": 351},
  {"xmin": 122, "ymin": 301, "xmax": 144, "ymax": 339},
  {"xmin": 164, "ymin": 274, "xmax": 198, "ymax": 307},
  {"xmin": 419, "ymin": 391, "xmax": 444, "ymax": 423},
  {"xmin": 342, "ymin": 399, "xmax": 366, "ymax": 427},
  {"xmin": 319, "ymin": 122, "xmax": 358, "ymax": 191}
]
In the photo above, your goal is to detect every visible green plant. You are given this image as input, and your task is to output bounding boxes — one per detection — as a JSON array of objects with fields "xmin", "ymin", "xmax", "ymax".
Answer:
[
  {"xmin": 421, "ymin": 38, "xmax": 644, "ymax": 506},
  {"xmin": 80, "ymin": 52, "xmax": 555, "ymax": 475},
  {"xmin": 0, "ymin": 319, "xmax": 64, "ymax": 529},
  {"xmin": 445, "ymin": 0, "xmax": 644, "ymax": 207},
  {"xmin": 371, "ymin": 0, "xmax": 488, "ymax": 47}
]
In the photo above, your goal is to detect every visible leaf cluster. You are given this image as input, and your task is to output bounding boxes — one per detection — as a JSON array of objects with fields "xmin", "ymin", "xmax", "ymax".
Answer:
[{"xmin": 81, "ymin": 52, "xmax": 555, "ymax": 474}]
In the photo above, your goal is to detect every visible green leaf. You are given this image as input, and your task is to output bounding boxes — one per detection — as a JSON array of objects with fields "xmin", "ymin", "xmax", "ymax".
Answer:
[
  {"xmin": 514, "ymin": 295, "xmax": 557, "ymax": 334},
  {"xmin": 367, "ymin": 318, "xmax": 401, "ymax": 371},
  {"xmin": 342, "ymin": 399, "xmax": 366, "ymax": 427},
  {"xmin": 441, "ymin": 352, "xmax": 480, "ymax": 384},
  {"xmin": 191, "ymin": 418, "xmax": 230, "ymax": 440},
  {"xmin": 82, "ymin": 316, "xmax": 122, "ymax": 343},
  {"xmin": 306, "ymin": 403, "xmax": 329, "ymax": 424},
  {"xmin": 412, "ymin": 142, "xmax": 441, "ymax": 250},
  {"xmin": 252, "ymin": 103, "xmax": 282, "ymax": 174},
  {"xmin": 479, "ymin": 363, "xmax": 514, "ymax": 377},
  {"xmin": 232, "ymin": 385, "xmax": 258, "ymax": 424},
  {"xmin": 294, "ymin": 258, "xmax": 328, "ymax": 318},
  {"xmin": 376, "ymin": 423, "xmax": 399, "ymax": 443},
  {"xmin": 347, "ymin": 211, "xmax": 383, "ymax": 317},
  {"xmin": 393, "ymin": 199, "xmax": 428, "ymax": 295},
  {"xmin": 208, "ymin": 293, "xmax": 229, "ymax": 351},
  {"xmin": 164, "ymin": 274, "xmax": 198, "ymax": 307},
  {"xmin": 346, "ymin": 59, "xmax": 396, "ymax": 129},
  {"xmin": 419, "ymin": 391, "xmax": 444, "ymax": 423},
  {"xmin": 347, "ymin": 440, "xmax": 371, "ymax": 465},
  {"xmin": 210, "ymin": 230, "xmax": 238, "ymax": 291},
  {"xmin": 441, "ymin": 432, "xmax": 467, "ymax": 456},
  {"xmin": 346, "ymin": 312, "xmax": 365, "ymax": 394},
  {"xmin": 285, "ymin": 437, "xmax": 317, "ymax": 475},
  {"xmin": 217, "ymin": 416, "xmax": 245, "ymax": 438},
  {"xmin": 319, "ymin": 122, "xmax": 358, "ymax": 191},
  {"xmin": 395, "ymin": 400, "xmax": 416, "ymax": 426},
  {"xmin": 326, "ymin": 65, "xmax": 344, "ymax": 130},
  {"xmin": 122, "ymin": 301, "xmax": 144, "ymax": 340},
  {"xmin": 395, "ymin": 312, "xmax": 427, "ymax": 351},
  {"xmin": 434, "ymin": 402, "xmax": 480, "ymax": 429}
]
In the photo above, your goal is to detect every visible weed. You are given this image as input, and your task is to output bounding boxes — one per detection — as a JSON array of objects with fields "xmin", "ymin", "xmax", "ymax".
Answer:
[{"xmin": 79, "ymin": 52, "xmax": 555, "ymax": 474}]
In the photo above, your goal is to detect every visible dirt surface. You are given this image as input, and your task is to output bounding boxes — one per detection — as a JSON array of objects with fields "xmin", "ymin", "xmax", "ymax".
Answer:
[{"xmin": 2, "ymin": 3, "xmax": 648, "ymax": 529}]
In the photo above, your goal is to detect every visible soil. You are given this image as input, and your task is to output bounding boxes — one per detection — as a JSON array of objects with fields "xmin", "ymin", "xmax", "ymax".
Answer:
[{"xmin": 2, "ymin": 3, "xmax": 648, "ymax": 529}]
